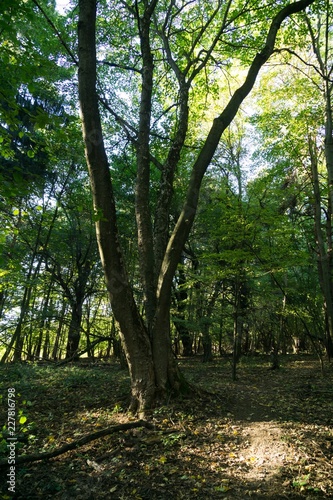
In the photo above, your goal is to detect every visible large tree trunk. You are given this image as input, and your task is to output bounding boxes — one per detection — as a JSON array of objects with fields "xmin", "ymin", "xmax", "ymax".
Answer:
[{"xmin": 78, "ymin": 0, "xmax": 156, "ymax": 412}]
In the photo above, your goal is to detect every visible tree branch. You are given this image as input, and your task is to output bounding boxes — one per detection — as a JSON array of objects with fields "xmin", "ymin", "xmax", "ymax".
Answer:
[
  {"xmin": 275, "ymin": 48, "xmax": 331, "ymax": 84},
  {"xmin": 31, "ymin": 0, "xmax": 78, "ymax": 65},
  {"xmin": 0, "ymin": 420, "xmax": 154, "ymax": 467},
  {"xmin": 98, "ymin": 96, "xmax": 164, "ymax": 171},
  {"xmin": 98, "ymin": 60, "xmax": 142, "ymax": 74}
]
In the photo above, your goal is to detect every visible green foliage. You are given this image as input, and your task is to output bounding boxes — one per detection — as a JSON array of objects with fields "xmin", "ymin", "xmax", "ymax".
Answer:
[{"xmin": 0, "ymin": 0, "xmax": 330, "ymax": 365}]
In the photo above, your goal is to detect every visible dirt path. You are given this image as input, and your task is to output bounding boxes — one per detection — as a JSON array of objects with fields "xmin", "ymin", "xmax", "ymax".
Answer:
[
  {"xmin": 184, "ymin": 356, "xmax": 333, "ymax": 498},
  {"xmin": 235, "ymin": 422, "xmax": 291, "ymax": 497},
  {"xmin": 228, "ymin": 370, "xmax": 291, "ymax": 492},
  {"xmin": 216, "ymin": 381, "xmax": 296, "ymax": 498}
]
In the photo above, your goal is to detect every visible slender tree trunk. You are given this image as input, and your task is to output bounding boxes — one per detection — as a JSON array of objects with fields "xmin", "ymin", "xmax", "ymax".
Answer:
[
  {"xmin": 309, "ymin": 138, "xmax": 333, "ymax": 358},
  {"xmin": 26, "ymin": 295, "xmax": 37, "ymax": 360},
  {"xmin": 175, "ymin": 323, "xmax": 193, "ymax": 357},
  {"xmin": 306, "ymin": 8, "xmax": 333, "ymax": 357},
  {"xmin": 201, "ymin": 282, "xmax": 221, "ymax": 362},
  {"xmin": 202, "ymin": 320, "xmax": 214, "ymax": 363},
  {"xmin": 1, "ymin": 281, "xmax": 32, "ymax": 363},
  {"xmin": 323, "ymin": 86, "xmax": 333, "ymax": 358},
  {"xmin": 42, "ymin": 331, "xmax": 50, "ymax": 360},
  {"xmin": 34, "ymin": 332, "xmax": 43, "ymax": 360},
  {"xmin": 219, "ymin": 314, "xmax": 224, "ymax": 356},
  {"xmin": 232, "ymin": 316, "xmax": 242, "ymax": 381},
  {"xmin": 135, "ymin": 8, "xmax": 157, "ymax": 335},
  {"xmin": 173, "ymin": 266, "xmax": 193, "ymax": 356},
  {"xmin": 34, "ymin": 280, "xmax": 52, "ymax": 360},
  {"xmin": 232, "ymin": 279, "xmax": 248, "ymax": 378},
  {"xmin": 66, "ymin": 301, "xmax": 83, "ymax": 358},
  {"xmin": 52, "ymin": 301, "xmax": 67, "ymax": 360},
  {"xmin": 270, "ymin": 335, "xmax": 280, "ymax": 370},
  {"xmin": 0, "ymin": 290, "xmax": 6, "ymax": 319}
]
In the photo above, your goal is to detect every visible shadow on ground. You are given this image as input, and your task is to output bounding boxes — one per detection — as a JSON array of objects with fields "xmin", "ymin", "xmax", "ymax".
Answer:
[{"xmin": 0, "ymin": 355, "xmax": 332, "ymax": 498}]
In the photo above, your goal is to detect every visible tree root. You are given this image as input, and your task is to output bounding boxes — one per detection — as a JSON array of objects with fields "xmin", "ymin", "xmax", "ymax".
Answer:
[{"xmin": 0, "ymin": 420, "xmax": 154, "ymax": 467}]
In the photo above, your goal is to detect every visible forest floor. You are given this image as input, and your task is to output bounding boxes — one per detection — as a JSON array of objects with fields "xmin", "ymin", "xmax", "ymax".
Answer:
[{"xmin": 0, "ymin": 355, "xmax": 333, "ymax": 499}]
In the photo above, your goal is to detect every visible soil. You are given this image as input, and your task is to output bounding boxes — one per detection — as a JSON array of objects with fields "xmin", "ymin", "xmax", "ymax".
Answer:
[{"xmin": 0, "ymin": 355, "xmax": 333, "ymax": 499}]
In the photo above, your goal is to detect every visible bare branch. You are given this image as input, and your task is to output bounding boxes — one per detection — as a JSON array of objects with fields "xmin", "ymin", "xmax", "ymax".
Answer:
[
  {"xmin": 98, "ymin": 60, "xmax": 142, "ymax": 74},
  {"xmin": 0, "ymin": 421, "xmax": 154, "ymax": 467}
]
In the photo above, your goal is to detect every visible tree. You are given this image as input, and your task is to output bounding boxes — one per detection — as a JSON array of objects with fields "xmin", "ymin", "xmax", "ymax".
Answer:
[
  {"xmin": 76, "ymin": 0, "xmax": 316, "ymax": 412},
  {"xmin": 304, "ymin": 1, "xmax": 333, "ymax": 357},
  {"xmin": 247, "ymin": 70, "xmax": 329, "ymax": 360},
  {"xmin": 0, "ymin": 0, "xmax": 81, "ymax": 360},
  {"xmin": 43, "ymin": 180, "xmax": 100, "ymax": 359},
  {"xmin": 248, "ymin": 0, "xmax": 333, "ymax": 358}
]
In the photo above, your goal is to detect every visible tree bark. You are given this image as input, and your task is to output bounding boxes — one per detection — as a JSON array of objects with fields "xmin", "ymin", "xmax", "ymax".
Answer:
[
  {"xmin": 173, "ymin": 265, "xmax": 193, "ymax": 356},
  {"xmin": 135, "ymin": 7, "xmax": 157, "ymax": 334},
  {"xmin": 78, "ymin": 0, "xmax": 152, "ymax": 403},
  {"xmin": 78, "ymin": 0, "xmax": 156, "ymax": 412},
  {"xmin": 65, "ymin": 302, "xmax": 83, "ymax": 358}
]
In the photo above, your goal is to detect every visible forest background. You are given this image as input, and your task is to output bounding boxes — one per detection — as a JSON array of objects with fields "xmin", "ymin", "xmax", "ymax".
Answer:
[{"xmin": 0, "ymin": 0, "xmax": 332, "ymax": 408}]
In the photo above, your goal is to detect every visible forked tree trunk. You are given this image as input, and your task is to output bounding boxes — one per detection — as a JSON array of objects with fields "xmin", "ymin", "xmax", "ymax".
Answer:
[{"xmin": 78, "ymin": 0, "xmax": 315, "ymax": 413}]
